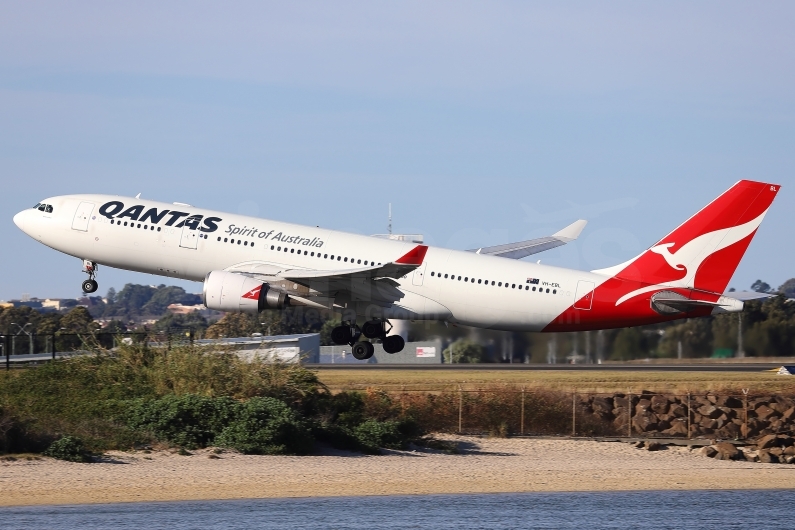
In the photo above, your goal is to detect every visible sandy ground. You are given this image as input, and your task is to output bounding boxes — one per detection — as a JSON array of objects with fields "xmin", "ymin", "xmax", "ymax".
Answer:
[{"xmin": 1, "ymin": 436, "xmax": 794, "ymax": 506}]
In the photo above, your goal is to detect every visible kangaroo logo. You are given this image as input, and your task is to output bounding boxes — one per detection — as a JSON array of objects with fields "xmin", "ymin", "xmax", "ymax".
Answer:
[
  {"xmin": 615, "ymin": 209, "xmax": 769, "ymax": 306},
  {"xmin": 242, "ymin": 285, "xmax": 262, "ymax": 300}
]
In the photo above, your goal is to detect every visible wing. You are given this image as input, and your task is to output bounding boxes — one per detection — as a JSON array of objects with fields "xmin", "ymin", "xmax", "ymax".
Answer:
[
  {"xmin": 467, "ymin": 220, "xmax": 587, "ymax": 259},
  {"xmin": 224, "ymin": 245, "xmax": 428, "ymax": 309}
]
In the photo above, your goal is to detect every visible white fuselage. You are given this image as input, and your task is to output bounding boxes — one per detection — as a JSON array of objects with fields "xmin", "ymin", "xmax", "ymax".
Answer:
[{"xmin": 14, "ymin": 194, "xmax": 610, "ymax": 331}]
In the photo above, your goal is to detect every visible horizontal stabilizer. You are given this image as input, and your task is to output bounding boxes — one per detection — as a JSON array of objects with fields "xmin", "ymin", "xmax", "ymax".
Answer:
[
  {"xmin": 467, "ymin": 220, "xmax": 587, "ymax": 260},
  {"xmin": 726, "ymin": 290, "xmax": 776, "ymax": 302}
]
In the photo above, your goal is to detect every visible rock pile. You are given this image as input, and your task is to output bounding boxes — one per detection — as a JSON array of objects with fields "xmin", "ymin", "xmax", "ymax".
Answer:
[
  {"xmin": 698, "ymin": 434, "xmax": 795, "ymax": 464},
  {"xmin": 581, "ymin": 392, "xmax": 795, "ymax": 439}
]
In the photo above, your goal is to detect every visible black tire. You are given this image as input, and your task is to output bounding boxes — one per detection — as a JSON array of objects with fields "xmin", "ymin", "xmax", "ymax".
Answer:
[
  {"xmin": 331, "ymin": 326, "xmax": 352, "ymax": 345},
  {"xmin": 351, "ymin": 341, "xmax": 374, "ymax": 360},
  {"xmin": 82, "ymin": 279, "xmax": 98, "ymax": 294},
  {"xmin": 382, "ymin": 335, "xmax": 405, "ymax": 354},
  {"xmin": 361, "ymin": 320, "xmax": 383, "ymax": 339}
]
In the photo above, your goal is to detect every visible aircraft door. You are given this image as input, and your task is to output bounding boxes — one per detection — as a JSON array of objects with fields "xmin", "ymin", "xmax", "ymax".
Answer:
[
  {"xmin": 71, "ymin": 201, "xmax": 95, "ymax": 231},
  {"xmin": 179, "ymin": 223, "xmax": 198, "ymax": 249},
  {"xmin": 573, "ymin": 280, "xmax": 595, "ymax": 310},
  {"xmin": 412, "ymin": 262, "xmax": 427, "ymax": 286}
]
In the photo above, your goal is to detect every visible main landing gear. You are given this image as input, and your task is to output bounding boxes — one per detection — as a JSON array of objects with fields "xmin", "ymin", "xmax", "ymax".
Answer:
[
  {"xmin": 81, "ymin": 260, "xmax": 98, "ymax": 294},
  {"xmin": 330, "ymin": 319, "xmax": 406, "ymax": 360}
]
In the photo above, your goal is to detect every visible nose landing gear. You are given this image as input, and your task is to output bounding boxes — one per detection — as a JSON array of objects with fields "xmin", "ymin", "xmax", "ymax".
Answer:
[{"xmin": 81, "ymin": 260, "xmax": 98, "ymax": 294}]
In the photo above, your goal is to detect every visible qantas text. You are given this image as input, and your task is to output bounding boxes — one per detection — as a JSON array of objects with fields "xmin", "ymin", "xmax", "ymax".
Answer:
[{"xmin": 99, "ymin": 201, "xmax": 221, "ymax": 233}]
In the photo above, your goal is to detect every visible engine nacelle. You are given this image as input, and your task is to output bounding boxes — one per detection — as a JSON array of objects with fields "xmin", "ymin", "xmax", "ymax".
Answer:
[{"xmin": 202, "ymin": 270, "xmax": 289, "ymax": 314}]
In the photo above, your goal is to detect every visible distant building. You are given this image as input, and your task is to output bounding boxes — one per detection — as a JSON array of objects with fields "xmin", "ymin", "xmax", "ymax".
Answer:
[
  {"xmin": 319, "ymin": 340, "xmax": 442, "ymax": 364},
  {"xmin": 167, "ymin": 303, "xmax": 206, "ymax": 315},
  {"xmin": 42, "ymin": 298, "xmax": 79, "ymax": 311},
  {"xmin": 196, "ymin": 334, "xmax": 320, "ymax": 363}
]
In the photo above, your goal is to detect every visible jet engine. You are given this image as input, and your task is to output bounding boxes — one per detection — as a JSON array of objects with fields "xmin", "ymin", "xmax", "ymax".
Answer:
[{"xmin": 202, "ymin": 270, "xmax": 289, "ymax": 314}]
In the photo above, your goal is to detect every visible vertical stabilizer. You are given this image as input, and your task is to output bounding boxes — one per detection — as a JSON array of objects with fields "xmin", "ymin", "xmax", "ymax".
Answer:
[{"xmin": 593, "ymin": 180, "xmax": 780, "ymax": 294}]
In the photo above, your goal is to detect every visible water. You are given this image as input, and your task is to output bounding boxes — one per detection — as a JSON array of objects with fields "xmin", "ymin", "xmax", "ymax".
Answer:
[{"xmin": 3, "ymin": 490, "xmax": 793, "ymax": 529}]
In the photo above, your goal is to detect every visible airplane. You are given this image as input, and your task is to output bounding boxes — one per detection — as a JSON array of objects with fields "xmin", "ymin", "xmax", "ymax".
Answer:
[{"xmin": 12, "ymin": 180, "xmax": 780, "ymax": 360}]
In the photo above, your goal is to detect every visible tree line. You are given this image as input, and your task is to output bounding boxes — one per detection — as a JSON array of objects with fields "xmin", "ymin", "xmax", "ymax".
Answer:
[{"xmin": 3, "ymin": 278, "xmax": 794, "ymax": 360}]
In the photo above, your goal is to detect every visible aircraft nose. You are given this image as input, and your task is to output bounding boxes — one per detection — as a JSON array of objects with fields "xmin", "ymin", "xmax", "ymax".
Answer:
[{"xmin": 13, "ymin": 210, "xmax": 26, "ymax": 231}]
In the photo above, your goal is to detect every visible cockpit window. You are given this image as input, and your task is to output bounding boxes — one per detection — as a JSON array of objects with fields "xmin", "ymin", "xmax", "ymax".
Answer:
[
  {"xmin": 35, "ymin": 203, "xmax": 53, "ymax": 213},
  {"xmin": 34, "ymin": 203, "xmax": 41, "ymax": 209},
  {"xmin": 45, "ymin": 205, "xmax": 53, "ymax": 213},
  {"xmin": 37, "ymin": 204, "xmax": 46, "ymax": 211}
]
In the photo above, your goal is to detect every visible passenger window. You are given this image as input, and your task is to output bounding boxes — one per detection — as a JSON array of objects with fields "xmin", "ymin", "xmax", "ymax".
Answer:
[
  {"xmin": 291, "ymin": 249, "xmax": 294, "ymax": 253},
  {"xmin": 444, "ymin": 274, "xmax": 448, "ymax": 278},
  {"xmin": 344, "ymin": 257, "xmax": 348, "ymax": 262},
  {"xmin": 512, "ymin": 284, "xmax": 515, "ymax": 288},
  {"xmin": 464, "ymin": 277, "xmax": 468, "ymax": 282},
  {"xmin": 498, "ymin": 282, "xmax": 502, "ymax": 287},
  {"xmin": 553, "ymin": 289, "xmax": 557, "ymax": 294},
  {"xmin": 271, "ymin": 245, "xmax": 275, "ymax": 250},
  {"xmin": 546, "ymin": 288, "xmax": 550, "ymax": 293},
  {"xmin": 244, "ymin": 241, "xmax": 248, "ymax": 246},
  {"xmin": 532, "ymin": 287, "xmax": 536, "ymax": 291},
  {"xmin": 477, "ymin": 279, "xmax": 481, "ymax": 284},
  {"xmin": 364, "ymin": 261, "xmax": 368, "ymax": 265},
  {"xmin": 457, "ymin": 276, "xmax": 461, "ymax": 280},
  {"xmin": 357, "ymin": 259, "xmax": 361, "ymax": 264},
  {"xmin": 337, "ymin": 256, "xmax": 341, "ymax": 261}
]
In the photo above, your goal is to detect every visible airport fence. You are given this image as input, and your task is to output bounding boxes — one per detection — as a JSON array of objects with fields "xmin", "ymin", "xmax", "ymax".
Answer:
[
  {"xmin": 0, "ymin": 331, "xmax": 196, "ymax": 370},
  {"xmin": 356, "ymin": 386, "xmax": 794, "ymax": 441}
]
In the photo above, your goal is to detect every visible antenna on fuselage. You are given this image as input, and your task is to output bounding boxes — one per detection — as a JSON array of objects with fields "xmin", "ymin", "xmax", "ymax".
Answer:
[{"xmin": 388, "ymin": 203, "xmax": 392, "ymax": 235}]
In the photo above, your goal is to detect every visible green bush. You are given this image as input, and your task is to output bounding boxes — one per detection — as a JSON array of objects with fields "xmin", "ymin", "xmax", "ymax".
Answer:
[
  {"xmin": 313, "ymin": 423, "xmax": 372, "ymax": 453},
  {"xmin": 44, "ymin": 436, "xmax": 90, "ymax": 463},
  {"xmin": 122, "ymin": 395, "xmax": 238, "ymax": 449},
  {"xmin": 353, "ymin": 420, "xmax": 410, "ymax": 452},
  {"xmin": 215, "ymin": 397, "xmax": 314, "ymax": 455}
]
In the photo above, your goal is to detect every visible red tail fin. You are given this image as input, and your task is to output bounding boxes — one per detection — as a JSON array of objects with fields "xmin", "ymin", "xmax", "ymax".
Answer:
[{"xmin": 595, "ymin": 180, "xmax": 780, "ymax": 293}]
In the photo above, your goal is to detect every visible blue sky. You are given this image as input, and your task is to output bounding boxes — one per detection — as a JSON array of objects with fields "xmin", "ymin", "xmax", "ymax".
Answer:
[{"xmin": 1, "ymin": 2, "xmax": 793, "ymax": 300}]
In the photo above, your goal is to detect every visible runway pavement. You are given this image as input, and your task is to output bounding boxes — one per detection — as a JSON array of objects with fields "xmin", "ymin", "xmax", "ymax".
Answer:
[{"xmin": 308, "ymin": 363, "xmax": 788, "ymax": 372}]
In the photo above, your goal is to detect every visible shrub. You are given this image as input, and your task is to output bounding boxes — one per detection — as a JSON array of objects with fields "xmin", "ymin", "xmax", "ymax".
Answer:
[
  {"xmin": 122, "ymin": 395, "xmax": 237, "ymax": 449},
  {"xmin": 44, "ymin": 436, "xmax": 90, "ymax": 463},
  {"xmin": 215, "ymin": 397, "xmax": 314, "ymax": 455},
  {"xmin": 313, "ymin": 423, "xmax": 372, "ymax": 453},
  {"xmin": 353, "ymin": 420, "xmax": 409, "ymax": 452}
]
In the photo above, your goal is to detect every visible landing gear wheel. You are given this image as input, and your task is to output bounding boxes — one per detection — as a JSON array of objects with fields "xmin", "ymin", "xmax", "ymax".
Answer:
[
  {"xmin": 362, "ymin": 319, "xmax": 393, "ymax": 339},
  {"xmin": 82, "ymin": 279, "xmax": 98, "ymax": 294},
  {"xmin": 331, "ymin": 323, "xmax": 362, "ymax": 346},
  {"xmin": 351, "ymin": 341, "xmax": 375, "ymax": 360},
  {"xmin": 382, "ymin": 335, "xmax": 405, "ymax": 354},
  {"xmin": 81, "ymin": 259, "xmax": 98, "ymax": 294},
  {"xmin": 362, "ymin": 320, "xmax": 383, "ymax": 339}
]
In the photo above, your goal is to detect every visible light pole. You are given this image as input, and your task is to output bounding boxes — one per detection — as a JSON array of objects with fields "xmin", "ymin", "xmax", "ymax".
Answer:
[{"xmin": 11, "ymin": 322, "xmax": 33, "ymax": 356}]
